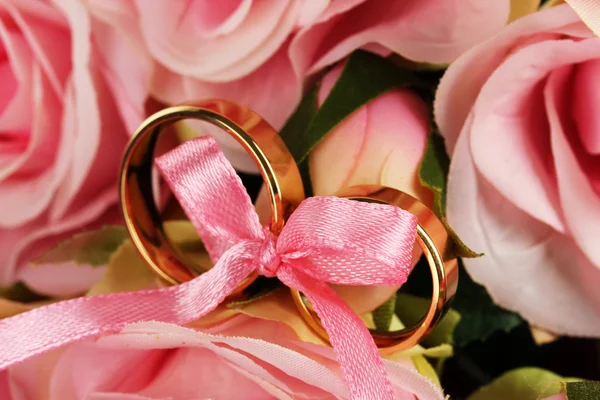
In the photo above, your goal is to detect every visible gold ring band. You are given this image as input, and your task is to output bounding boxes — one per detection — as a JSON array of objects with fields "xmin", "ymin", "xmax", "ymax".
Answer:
[
  {"xmin": 119, "ymin": 99, "xmax": 305, "ymax": 289},
  {"xmin": 291, "ymin": 185, "xmax": 458, "ymax": 354}
]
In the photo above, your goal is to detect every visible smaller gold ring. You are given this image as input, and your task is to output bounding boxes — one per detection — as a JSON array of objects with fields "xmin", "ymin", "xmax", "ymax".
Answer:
[
  {"xmin": 120, "ymin": 99, "xmax": 304, "ymax": 289},
  {"xmin": 291, "ymin": 185, "xmax": 458, "ymax": 355}
]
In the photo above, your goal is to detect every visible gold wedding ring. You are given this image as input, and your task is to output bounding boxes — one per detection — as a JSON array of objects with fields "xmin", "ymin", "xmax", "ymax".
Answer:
[
  {"xmin": 119, "ymin": 99, "xmax": 304, "ymax": 290},
  {"xmin": 291, "ymin": 185, "xmax": 458, "ymax": 355},
  {"xmin": 120, "ymin": 100, "xmax": 454, "ymax": 354}
]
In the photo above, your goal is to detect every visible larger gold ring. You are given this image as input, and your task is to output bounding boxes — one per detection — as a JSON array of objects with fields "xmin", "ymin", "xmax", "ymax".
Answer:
[
  {"xmin": 120, "ymin": 99, "xmax": 305, "ymax": 289},
  {"xmin": 291, "ymin": 185, "xmax": 458, "ymax": 355}
]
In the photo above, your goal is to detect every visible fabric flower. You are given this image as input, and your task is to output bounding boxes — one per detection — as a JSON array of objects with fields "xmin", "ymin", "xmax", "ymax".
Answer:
[
  {"xmin": 2, "ymin": 317, "xmax": 445, "ymax": 399},
  {"xmin": 435, "ymin": 4, "xmax": 600, "ymax": 336},
  {"xmin": 0, "ymin": 0, "xmax": 149, "ymax": 296}
]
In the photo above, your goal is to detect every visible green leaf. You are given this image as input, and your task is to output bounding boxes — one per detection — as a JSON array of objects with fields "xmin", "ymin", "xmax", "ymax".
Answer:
[
  {"xmin": 279, "ymin": 84, "xmax": 319, "ymax": 196},
  {"xmin": 419, "ymin": 132, "xmax": 480, "ymax": 258},
  {"xmin": 399, "ymin": 343, "xmax": 453, "ymax": 359},
  {"xmin": 386, "ymin": 53, "xmax": 449, "ymax": 72},
  {"xmin": 372, "ymin": 292, "xmax": 397, "ymax": 332},
  {"xmin": 419, "ymin": 133, "xmax": 449, "ymax": 216},
  {"xmin": 467, "ymin": 368, "xmax": 567, "ymax": 400},
  {"xmin": 283, "ymin": 50, "xmax": 419, "ymax": 165},
  {"xmin": 395, "ymin": 293, "xmax": 461, "ymax": 347},
  {"xmin": 32, "ymin": 225, "xmax": 128, "ymax": 267},
  {"xmin": 452, "ymin": 261, "xmax": 523, "ymax": 347},
  {"xmin": 566, "ymin": 381, "xmax": 600, "ymax": 400}
]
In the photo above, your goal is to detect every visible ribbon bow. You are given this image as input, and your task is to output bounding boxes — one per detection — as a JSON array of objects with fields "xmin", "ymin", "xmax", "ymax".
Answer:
[{"xmin": 0, "ymin": 137, "xmax": 418, "ymax": 400}]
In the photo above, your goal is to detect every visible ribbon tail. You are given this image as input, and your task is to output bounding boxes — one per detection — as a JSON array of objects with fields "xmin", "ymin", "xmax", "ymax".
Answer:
[
  {"xmin": 0, "ymin": 245, "xmax": 255, "ymax": 370},
  {"xmin": 157, "ymin": 136, "xmax": 264, "ymax": 261},
  {"xmin": 278, "ymin": 267, "xmax": 396, "ymax": 400}
]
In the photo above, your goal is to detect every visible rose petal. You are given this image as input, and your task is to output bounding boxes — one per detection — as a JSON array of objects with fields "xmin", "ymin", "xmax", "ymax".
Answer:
[
  {"xmin": 18, "ymin": 263, "xmax": 106, "ymax": 298},
  {"xmin": 86, "ymin": 394, "xmax": 159, "ymax": 400},
  {"xmin": 0, "ymin": 65, "xmax": 64, "ymax": 227},
  {"xmin": 5, "ymin": 318, "xmax": 444, "ymax": 399},
  {"xmin": 0, "ymin": 21, "xmax": 35, "ymax": 177},
  {"xmin": 572, "ymin": 59, "xmax": 600, "ymax": 155},
  {"xmin": 3, "ymin": 0, "xmax": 70, "ymax": 96},
  {"xmin": 51, "ymin": 342, "xmax": 171, "ymax": 397},
  {"xmin": 105, "ymin": 322, "xmax": 346, "ymax": 397},
  {"xmin": 86, "ymin": 0, "xmax": 151, "ymax": 135},
  {"xmin": 136, "ymin": 0, "xmax": 297, "ymax": 81},
  {"xmin": 50, "ymin": 0, "xmax": 101, "ymax": 219},
  {"xmin": 355, "ymin": 90, "xmax": 429, "ymax": 200},
  {"xmin": 151, "ymin": 42, "xmax": 301, "ymax": 173},
  {"xmin": 290, "ymin": 0, "xmax": 367, "ymax": 74},
  {"xmin": 310, "ymin": 64, "xmax": 429, "ymax": 199},
  {"xmin": 296, "ymin": 0, "xmax": 331, "ymax": 27},
  {"xmin": 0, "ymin": 57, "xmax": 17, "ymax": 116},
  {"xmin": 6, "ymin": 345, "xmax": 67, "ymax": 400},
  {"xmin": 467, "ymin": 37, "xmax": 600, "ymax": 233},
  {"xmin": 52, "ymin": 71, "xmax": 129, "ymax": 222},
  {"xmin": 152, "ymin": 40, "xmax": 300, "ymax": 130},
  {"xmin": 186, "ymin": 0, "xmax": 251, "ymax": 37},
  {"xmin": 296, "ymin": 0, "xmax": 510, "ymax": 76},
  {"xmin": 545, "ymin": 61, "xmax": 600, "ymax": 267},
  {"xmin": 435, "ymin": 5, "xmax": 585, "ymax": 154},
  {"xmin": 447, "ymin": 130, "xmax": 600, "ymax": 336}
]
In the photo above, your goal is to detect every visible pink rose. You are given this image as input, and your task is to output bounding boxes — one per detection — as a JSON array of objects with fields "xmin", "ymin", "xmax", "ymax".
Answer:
[
  {"xmin": 2, "ymin": 317, "xmax": 444, "ymax": 399},
  {"xmin": 306, "ymin": 64, "xmax": 431, "ymax": 313},
  {"xmin": 95, "ymin": 0, "xmax": 514, "ymax": 172},
  {"xmin": 435, "ymin": 4, "xmax": 600, "ymax": 335},
  {"xmin": 310, "ymin": 64, "xmax": 431, "ymax": 202},
  {"xmin": 0, "ymin": 0, "xmax": 148, "ymax": 295}
]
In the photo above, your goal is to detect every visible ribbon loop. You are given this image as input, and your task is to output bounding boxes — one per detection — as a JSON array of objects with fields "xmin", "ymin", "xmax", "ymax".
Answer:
[
  {"xmin": 276, "ymin": 196, "xmax": 417, "ymax": 286},
  {"xmin": 156, "ymin": 137, "xmax": 264, "ymax": 261}
]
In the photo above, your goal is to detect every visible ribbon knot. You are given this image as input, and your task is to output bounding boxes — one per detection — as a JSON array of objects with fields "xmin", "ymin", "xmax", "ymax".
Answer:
[
  {"xmin": 0, "ymin": 137, "xmax": 419, "ymax": 400},
  {"xmin": 255, "ymin": 229, "xmax": 280, "ymax": 278}
]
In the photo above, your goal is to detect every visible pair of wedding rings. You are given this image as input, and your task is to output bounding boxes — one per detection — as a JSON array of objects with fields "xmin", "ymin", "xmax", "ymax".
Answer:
[{"xmin": 119, "ymin": 99, "xmax": 458, "ymax": 355}]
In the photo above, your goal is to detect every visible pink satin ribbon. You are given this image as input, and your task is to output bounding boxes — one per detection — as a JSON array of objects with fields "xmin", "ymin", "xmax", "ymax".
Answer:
[{"xmin": 0, "ymin": 137, "xmax": 418, "ymax": 400}]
